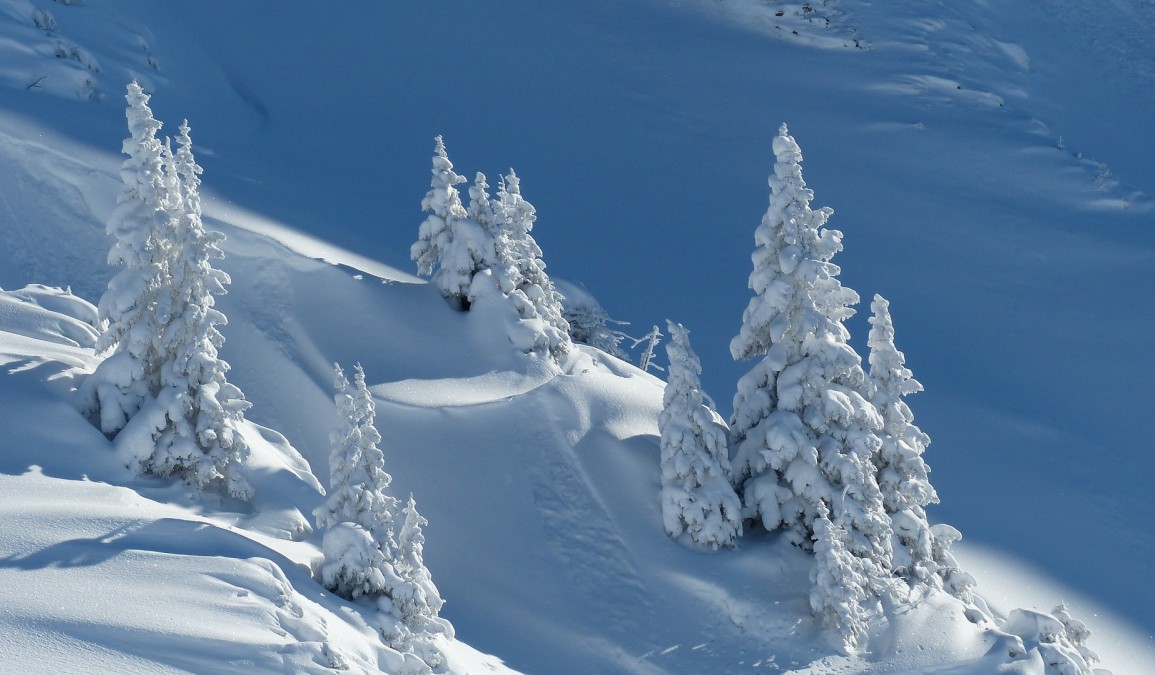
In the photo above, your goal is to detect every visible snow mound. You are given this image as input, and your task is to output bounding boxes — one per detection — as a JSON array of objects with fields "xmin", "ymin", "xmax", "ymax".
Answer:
[
  {"xmin": 0, "ymin": 285, "xmax": 99, "ymax": 349},
  {"xmin": 375, "ymin": 369, "xmax": 557, "ymax": 408}
]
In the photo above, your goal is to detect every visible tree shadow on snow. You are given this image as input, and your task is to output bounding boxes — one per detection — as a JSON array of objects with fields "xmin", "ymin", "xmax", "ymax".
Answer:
[
  {"xmin": 0, "ymin": 517, "xmax": 310, "ymax": 577},
  {"xmin": 0, "ymin": 356, "xmax": 123, "ymax": 481}
]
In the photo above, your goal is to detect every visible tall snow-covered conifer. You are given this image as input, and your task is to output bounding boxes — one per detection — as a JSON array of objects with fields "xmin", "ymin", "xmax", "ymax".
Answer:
[
  {"xmin": 86, "ymin": 86, "xmax": 252, "ymax": 498},
  {"xmin": 412, "ymin": 136, "xmax": 465, "ymax": 278},
  {"xmin": 142, "ymin": 120, "xmax": 252, "ymax": 499},
  {"xmin": 729, "ymin": 124, "xmax": 892, "ymax": 573},
  {"xmin": 85, "ymin": 81, "xmax": 169, "ymax": 435},
  {"xmin": 867, "ymin": 294, "xmax": 939, "ymax": 584},
  {"xmin": 659, "ymin": 321, "xmax": 741, "ymax": 550}
]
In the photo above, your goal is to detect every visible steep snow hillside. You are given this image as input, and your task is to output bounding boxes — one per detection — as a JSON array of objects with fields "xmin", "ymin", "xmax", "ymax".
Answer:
[{"xmin": 0, "ymin": 0, "xmax": 1152, "ymax": 673}]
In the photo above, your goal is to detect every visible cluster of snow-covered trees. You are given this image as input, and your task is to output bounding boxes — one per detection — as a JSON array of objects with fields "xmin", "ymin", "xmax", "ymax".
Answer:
[
  {"xmin": 80, "ymin": 82, "xmax": 1100, "ymax": 668},
  {"xmin": 658, "ymin": 124, "xmax": 974, "ymax": 653},
  {"xmin": 653, "ymin": 122, "xmax": 1092, "ymax": 669},
  {"xmin": 82, "ymin": 83, "xmax": 450, "ymax": 671},
  {"xmin": 412, "ymin": 136, "xmax": 570, "ymax": 359},
  {"xmin": 82, "ymin": 81, "xmax": 252, "ymax": 499},
  {"xmin": 411, "ymin": 137, "xmax": 676, "ymax": 372},
  {"xmin": 314, "ymin": 363, "xmax": 451, "ymax": 673}
]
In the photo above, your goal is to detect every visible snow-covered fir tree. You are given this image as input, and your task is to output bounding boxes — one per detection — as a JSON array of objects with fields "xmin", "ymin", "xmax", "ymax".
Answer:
[
  {"xmin": 927, "ymin": 523, "xmax": 976, "ymax": 603},
  {"xmin": 142, "ymin": 120, "xmax": 252, "ymax": 499},
  {"xmin": 316, "ymin": 363, "xmax": 404, "ymax": 599},
  {"xmin": 84, "ymin": 81, "xmax": 169, "ymax": 435},
  {"xmin": 560, "ymin": 289, "xmax": 630, "ymax": 359},
  {"xmin": 466, "ymin": 171, "xmax": 500, "ymax": 239},
  {"xmin": 411, "ymin": 136, "xmax": 492, "ymax": 311},
  {"xmin": 490, "ymin": 170, "xmax": 570, "ymax": 357},
  {"xmin": 83, "ymin": 85, "xmax": 251, "ymax": 498},
  {"xmin": 392, "ymin": 495, "xmax": 448, "ymax": 632},
  {"xmin": 1052, "ymin": 603, "xmax": 1101, "ymax": 670},
  {"xmin": 867, "ymin": 293, "xmax": 940, "ymax": 585},
  {"xmin": 810, "ymin": 503, "xmax": 877, "ymax": 654},
  {"xmin": 729, "ymin": 124, "xmax": 892, "ymax": 570},
  {"xmin": 315, "ymin": 364, "xmax": 451, "ymax": 660},
  {"xmin": 658, "ymin": 320, "xmax": 741, "ymax": 550}
]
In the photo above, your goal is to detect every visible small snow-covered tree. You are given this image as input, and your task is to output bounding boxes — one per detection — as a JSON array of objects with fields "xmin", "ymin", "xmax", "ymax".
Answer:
[
  {"xmin": 135, "ymin": 121, "xmax": 252, "ymax": 499},
  {"xmin": 810, "ymin": 504, "xmax": 876, "ymax": 654},
  {"xmin": 316, "ymin": 364, "xmax": 403, "ymax": 577},
  {"xmin": 85, "ymin": 81, "xmax": 170, "ymax": 435},
  {"xmin": 492, "ymin": 170, "xmax": 570, "ymax": 357},
  {"xmin": 391, "ymin": 496, "xmax": 448, "ymax": 632},
  {"xmin": 1052, "ymin": 603, "xmax": 1100, "ymax": 669},
  {"xmin": 659, "ymin": 320, "xmax": 741, "ymax": 550},
  {"xmin": 412, "ymin": 136, "xmax": 465, "ymax": 278},
  {"xmin": 928, "ymin": 523, "xmax": 976, "ymax": 603},
  {"xmin": 411, "ymin": 137, "xmax": 492, "ymax": 311},
  {"xmin": 867, "ymin": 294, "xmax": 939, "ymax": 584},
  {"xmin": 466, "ymin": 171, "xmax": 499, "ymax": 239},
  {"xmin": 1002, "ymin": 606, "xmax": 1100, "ymax": 675},
  {"xmin": 316, "ymin": 365, "xmax": 451, "ymax": 669},
  {"xmin": 728, "ymin": 124, "xmax": 892, "ymax": 575},
  {"xmin": 633, "ymin": 324, "xmax": 664, "ymax": 373},
  {"xmin": 561, "ymin": 289, "xmax": 630, "ymax": 359}
]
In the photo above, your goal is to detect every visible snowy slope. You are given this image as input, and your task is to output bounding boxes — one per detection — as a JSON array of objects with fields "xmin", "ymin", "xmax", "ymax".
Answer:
[{"xmin": 0, "ymin": 0, "xmax": 1153, "ymax": 673}]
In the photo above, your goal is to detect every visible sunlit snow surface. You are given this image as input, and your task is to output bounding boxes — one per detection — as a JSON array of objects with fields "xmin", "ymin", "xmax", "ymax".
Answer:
[{"xmin": 0, "ymin": 0, "xmax": 1152, "ymax": 673}]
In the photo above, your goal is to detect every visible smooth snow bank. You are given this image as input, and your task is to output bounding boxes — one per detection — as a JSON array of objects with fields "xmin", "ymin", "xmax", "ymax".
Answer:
[{"xmin": 202, "ymin": 201, "xmax": 422, "ymax": 285}]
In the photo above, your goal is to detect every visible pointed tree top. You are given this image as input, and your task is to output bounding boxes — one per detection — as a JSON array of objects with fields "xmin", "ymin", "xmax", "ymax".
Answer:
[
  {"xmin": 428, "ymin": 135, "xmax": 465, "ymax": 189},
  {"xmin": 353, "ymin": 361, "xmax": 369, "ymax": 393},
  {"xmin": 124, "ymin": 81, "xmax": 162, "ymax": 144},
  {"xmin": 504, "ymin": 168, "xmax": 521, "ymax": 195},
  {"xmin": 868, "ymin": 294, "xmax": 894, "ymax": 344},
  {"xmin": 470, "ymin": 171, "xmax": 491, "ymax": 204},
  {"xmin": 772, "ymin": 122, "xmax": 803, "ymax": 164},
  {"xmin": 126, "ymin": 80, "xmax": 147, "ymax": 104},
  {"xmin": 665, "ymin": 320, "xmax": 700, "ymax": 377},
  {"xmin": 333, "ymin": 362, "xmax": 349, "ymax": 393},
  {"xmin": 868, "ymin": 294, "xmax": 920, "ymax": 387}
]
